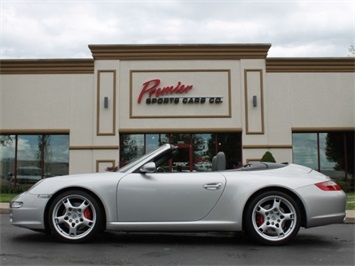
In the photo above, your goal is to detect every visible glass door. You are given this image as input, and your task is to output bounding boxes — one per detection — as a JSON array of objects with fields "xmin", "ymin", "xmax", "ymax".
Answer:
[{"xmin": 171, "ymin": 144, "xmax": 193, "ymax": 172}]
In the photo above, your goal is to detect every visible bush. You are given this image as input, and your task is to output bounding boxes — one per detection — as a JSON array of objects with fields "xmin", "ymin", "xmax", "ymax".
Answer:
[
  {"xmin": 336, "ymin": 180, "xmax": 355, "ymax": 193},
  {"xmin": 0, "ymin": 184, "xmax": 28, "ymax": 194},
  {"xmin": 106, "ymin": 166, "xmax": 118, "ymax": 172},
  {"xmin": 260, "ymin": 151, "xmax": 276, "ymax": 163}
]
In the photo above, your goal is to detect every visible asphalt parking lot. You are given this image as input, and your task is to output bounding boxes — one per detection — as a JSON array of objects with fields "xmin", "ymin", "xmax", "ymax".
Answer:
[{"xmin": 1, "ymin": 213, "xmax": 354, "ymax": 266}]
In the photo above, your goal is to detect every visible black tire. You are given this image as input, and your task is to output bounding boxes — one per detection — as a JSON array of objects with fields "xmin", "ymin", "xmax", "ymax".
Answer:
[
  {"xmin": 244, "ymin": 191, "xmax": 301, "ymax": 245},
  {"xmin": 48, "ymin": 190, "xmax": 102, "ymax": 243}
]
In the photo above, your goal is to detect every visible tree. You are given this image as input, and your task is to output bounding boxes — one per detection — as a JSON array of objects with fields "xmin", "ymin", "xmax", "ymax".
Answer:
[
  {"xmin": 260, "ymin": 151, "xmax": 276, "ymax": 163},
  {"xmin": 325, "ymin": 132, "xmax": 354, "ymax": 179},
  {"xmin": 119, "ymin": 134, "xmax": 143, "ymax": 167},
  {"xmin": 0, "ymin": 135, "xmax": 14, "ymax": 147},
  {"xmin": 37, "ymin": 135, "xmax": 52, "ymax": 176},
  {"xmin": 348, "ymin": 45, "xmax": 355, "ymax": 57}
]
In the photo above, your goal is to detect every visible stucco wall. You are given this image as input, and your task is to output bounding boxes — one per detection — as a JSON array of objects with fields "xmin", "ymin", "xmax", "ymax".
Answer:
[{"xmin": 1, "ymin": 47, "xmax": 354, "ymax": 172}]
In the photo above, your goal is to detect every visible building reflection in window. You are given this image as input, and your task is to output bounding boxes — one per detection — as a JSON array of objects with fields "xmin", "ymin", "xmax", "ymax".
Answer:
[
  {"xmin": 292, "ymin": 132, "xmax": 354, "ymax": 180},
  {"xmin": 194, "ymin": 134, "xmax": 213, "ymax": 172},
  {"xmin": 119, "ymin": 134, "xmax": 144, "ymax": 167},
  {"xmin": 119, "ymin": 133, "xmax": 242, "ymax": 171},
  {"xmin": 0, "ymin": 134, "xmax": 69, "ymax": 186}
]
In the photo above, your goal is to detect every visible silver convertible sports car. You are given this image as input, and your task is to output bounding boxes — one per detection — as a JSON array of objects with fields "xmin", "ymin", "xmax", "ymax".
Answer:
[{"xmin": 10, "ymin": 144, "xmax": 346, "ymax": 245}]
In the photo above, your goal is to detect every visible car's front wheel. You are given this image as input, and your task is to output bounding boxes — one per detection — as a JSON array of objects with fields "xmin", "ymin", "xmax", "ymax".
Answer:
[
  {"xmin": 244, "ymin": 191, "xmax": 301, "ymax": 245},
  {"xmin": 48, "ymin": 190, "xmax": 102, "ymax": 243}
]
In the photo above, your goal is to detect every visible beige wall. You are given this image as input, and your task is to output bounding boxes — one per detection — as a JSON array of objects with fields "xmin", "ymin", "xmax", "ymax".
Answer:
[
  {"xmin": 0, "ymin": 73, "xmax": 97, "ymax": 173},
  {"xmin": 1, "ymin": 45, "xmax": 354, "ymax": 173}
]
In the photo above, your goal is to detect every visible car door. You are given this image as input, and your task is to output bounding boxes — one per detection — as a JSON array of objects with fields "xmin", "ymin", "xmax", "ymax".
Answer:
[{"xmin": 117, "ymin": 172, "xmax": 226, "ymax": 222}]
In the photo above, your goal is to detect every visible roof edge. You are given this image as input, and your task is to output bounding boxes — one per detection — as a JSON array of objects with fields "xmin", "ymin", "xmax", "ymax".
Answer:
[
  {"xmin": 88, "ymin": 43, "xmax": 272, "ymax": 60},
  {"xmin": 266, "ymin": 57, "xmax": 355, "ymax": 73},
  {"xmin": 0, "ymin": 59, "xmax": 94, "ymax": 74}
]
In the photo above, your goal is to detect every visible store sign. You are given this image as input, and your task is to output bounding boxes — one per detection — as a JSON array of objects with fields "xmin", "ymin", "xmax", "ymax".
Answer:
[
  {"xmin": 130, "ymin": 70, "xmax": 231, "ymax": 118},
  {"xmin": 137, "ymin": 79, "xmax": 223, "ymax": 105}
]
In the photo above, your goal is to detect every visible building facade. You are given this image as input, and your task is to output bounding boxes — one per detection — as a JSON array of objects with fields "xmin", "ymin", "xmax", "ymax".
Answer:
[{"xmin": 0, "ymin": 44, "xmax": 354, "ymax": 182}]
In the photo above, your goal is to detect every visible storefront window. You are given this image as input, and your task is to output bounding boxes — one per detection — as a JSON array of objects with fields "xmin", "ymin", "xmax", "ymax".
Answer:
[
  {"xmin": 194, "ymin": 134, "xmax": 213, "ymax": 172},
  {"xmin": 216, "ymin": 133, "xmax": 243, "ymax": 169},
  {"xmin": 119, "ymin": 132, "xmax": 242, "ymax": 171},
  {"xmin": 145, "ymin": 134, "xmax": 169, "ymax": 153},
  {"xmin": 120, "ymin": 134, "xmax": 144, "ymax": 167},
  {"xmin": 145, "ymin": 134, "xmax": 160, "ymax": 153},
  {"xmin": 0, "ymin": 135, "xmax": 15, "ymax": 184},
  {"xmin": 14, "ymin": 135, "xmax": 42, "ymax": 182},
  {"xmin": 292, "ymin": 132, "xmax": 354, "ymax": 180},
  {"xmin": 292, "ymin": 133, "xmax": 318, "ymax": 170},
  {"xmin": 319, "ymin": 133, "xmax": 338, "ymax": 177},
  {"xmin": 0, "ymin": 134, "xmax": 69, "ymax": 187},
  {"xmin": 170, "ymin": 134, "xmax": 191, "ymax": 144},
  {"xmin": 44, "ymin": 135, "xmax": 69, "ymax": 177}
]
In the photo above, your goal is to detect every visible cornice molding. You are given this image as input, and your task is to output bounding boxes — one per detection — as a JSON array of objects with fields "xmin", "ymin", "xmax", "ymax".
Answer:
[
  {"xmin": 119, "ymin": 128, "xmax": 243, "ymax": 133},
  {"xmin": 2, "ymin": 51, "xmax": 353, "ymax": 74},
  {"xmin": 266, "ymin": 58, "xmax": 355, "ymax": 73},
  {"xmin": 89, "ymin": 44, "xmax": 272, "ymax": 60},
  {"xmin": 292, "ymin": 127, "xmax": 355, "ymax": 132},
  {"xmin": 0, "ymin": 129, "xmax": 70, "ymax": 134},
  {"xmin": 0, "ymin": 59, "xmax": 94, "ymax": 74}
]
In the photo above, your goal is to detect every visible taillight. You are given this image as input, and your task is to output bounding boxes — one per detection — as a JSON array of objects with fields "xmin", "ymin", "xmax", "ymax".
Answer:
[{"xmin": 315, "ymin": 180, "xmax": 342, "ymax": 191}]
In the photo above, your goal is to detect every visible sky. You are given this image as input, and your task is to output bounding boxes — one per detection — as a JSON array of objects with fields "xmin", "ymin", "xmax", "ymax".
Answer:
[
  {"xmin": 0, "ymin": 0, "xmax": 354, "ymax": 59},
  {"xmin": 0, "ymin": 135, "xmax": 69, "ymax": 163}
]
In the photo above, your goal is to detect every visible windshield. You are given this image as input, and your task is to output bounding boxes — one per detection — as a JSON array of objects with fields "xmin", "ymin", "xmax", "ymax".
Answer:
[{"xmin": 119, "ymin": 144, "xmax": 171, "ymax": 173}]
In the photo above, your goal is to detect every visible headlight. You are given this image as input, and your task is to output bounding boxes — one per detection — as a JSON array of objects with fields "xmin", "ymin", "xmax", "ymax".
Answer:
[{"xmin": 10, "ymin": 201, "xmax": 23, "ymax": 208}]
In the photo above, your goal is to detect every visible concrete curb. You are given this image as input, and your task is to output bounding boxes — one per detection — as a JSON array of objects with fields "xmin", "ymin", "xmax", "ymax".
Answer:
[
  {"xmin": 1, "ymin": 203, "xmax": 354, "ymax": 223},
  {"xmin": 0, "ymin": 203, "xmax": 9, "ymax": 214},
  {"xmin": 344, "ymin": 210, "xmax": 355, "ymax": 224}
]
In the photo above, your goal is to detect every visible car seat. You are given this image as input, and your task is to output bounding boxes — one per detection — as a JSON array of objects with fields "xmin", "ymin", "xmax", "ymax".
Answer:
[{"xmin": 212, "ymin": 152, "xmax": 226, "ymax": 171}]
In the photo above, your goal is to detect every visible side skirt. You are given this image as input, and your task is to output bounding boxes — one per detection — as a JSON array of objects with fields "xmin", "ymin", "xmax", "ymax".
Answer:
[{"xmin": 106, "ymin": 221, "xmax": 239, "ymax": 232}]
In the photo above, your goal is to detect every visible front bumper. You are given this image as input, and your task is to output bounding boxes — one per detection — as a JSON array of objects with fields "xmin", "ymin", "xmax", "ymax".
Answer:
[{"xmin": 9, "ymin": 192, "xmax": 50, "ymax": 230}]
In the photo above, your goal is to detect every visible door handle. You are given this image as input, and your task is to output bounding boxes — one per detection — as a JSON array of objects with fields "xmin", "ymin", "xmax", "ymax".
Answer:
[{"xmin": 203, "ymin": 183, "xmax": 222, "ymax": 190}]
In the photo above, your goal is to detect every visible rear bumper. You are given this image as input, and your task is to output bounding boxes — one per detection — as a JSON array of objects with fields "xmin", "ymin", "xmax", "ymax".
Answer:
[
  {"xmin": 295, "ymin": 185, "xmax": 346, "ymax": 228},
  {"xmin": 306, "ymin": 212, "xmax": 346, "ymax": 228}
]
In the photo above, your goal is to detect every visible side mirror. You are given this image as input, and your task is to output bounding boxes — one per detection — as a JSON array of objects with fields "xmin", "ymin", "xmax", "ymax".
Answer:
[{"xmin": 140, "ymin": 162, "xmax": 156, "ymax": 173}]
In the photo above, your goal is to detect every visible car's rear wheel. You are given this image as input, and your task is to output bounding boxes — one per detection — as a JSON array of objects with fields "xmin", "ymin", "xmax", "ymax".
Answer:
[
  {"xmin": 48, "ymin": 190, "xmax": 102, "ymax": 243},
  {"xmin": 244, "ymin": 191, "xmax": 301, "ymax": 245}
]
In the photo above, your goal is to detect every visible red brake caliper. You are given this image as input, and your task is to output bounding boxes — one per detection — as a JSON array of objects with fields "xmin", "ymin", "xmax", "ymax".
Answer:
[
  {"xmin": 84, "ymin": 208, "xmax": 92, "ymax": 220},
  {"xmin": 256, "ymin": 214, "xmax": 264, "ymax": 226}
]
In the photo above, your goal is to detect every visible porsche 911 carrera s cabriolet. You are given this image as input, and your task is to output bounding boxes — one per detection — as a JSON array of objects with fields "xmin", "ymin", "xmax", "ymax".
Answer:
[{"xmin": 9, "ymin": 144, "xmax": 346, "ymax": 245}]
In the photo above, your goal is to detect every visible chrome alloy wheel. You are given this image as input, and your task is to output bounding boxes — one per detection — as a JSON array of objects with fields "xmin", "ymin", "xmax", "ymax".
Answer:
[
  {"xmin": 252, "ymin": 195, "xmax": 297, "ymax": 242},
  {"xmin": 51, "ymin": 193, "xmax": 97, "ymax": 241}
]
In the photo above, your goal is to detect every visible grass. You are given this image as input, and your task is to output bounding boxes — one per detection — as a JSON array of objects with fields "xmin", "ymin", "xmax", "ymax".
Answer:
[
  {"xmin": 0, "ymin": 193, "xmax": 18, "ymax": 203},
  {"xmin": 1, "ymin": 192, "xmax": 355, "ymax": 210},
  {"xmin": 347, "ymin": 192, "xmax": 355, "ymax": 210}
]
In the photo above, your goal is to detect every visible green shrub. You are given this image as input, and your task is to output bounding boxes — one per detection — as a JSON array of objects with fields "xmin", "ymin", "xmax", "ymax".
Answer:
[
  {"xmin": 336, "ymin": 180, "xmax": 355, "ymax": 193},
  {"xmin": 260, "ymin": 151, "xmax": 276, "ymax": 163},
  {"xmin": 0, "ymin": 184, "xmax": 28, "ymax": 194}
]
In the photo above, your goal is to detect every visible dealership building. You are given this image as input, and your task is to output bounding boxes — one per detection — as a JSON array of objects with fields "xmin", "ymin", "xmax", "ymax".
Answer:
[{"xmin": 0, "ymin": 44, "xmax": 354, "ymax": 181}]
